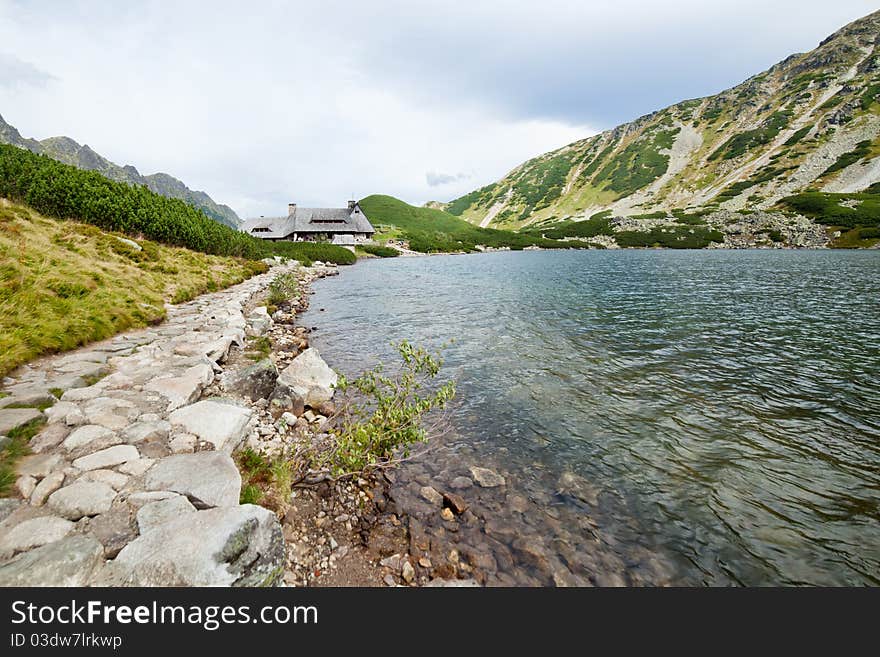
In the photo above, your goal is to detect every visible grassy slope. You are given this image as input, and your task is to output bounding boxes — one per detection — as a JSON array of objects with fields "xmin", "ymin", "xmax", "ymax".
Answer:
[
  {"xmin": 0, "ymin": 199, "xmax": 267, "ymax": 376},
  {"xmin": 358, "ymin": 194, "xmax": 595, "ymax": 252}
]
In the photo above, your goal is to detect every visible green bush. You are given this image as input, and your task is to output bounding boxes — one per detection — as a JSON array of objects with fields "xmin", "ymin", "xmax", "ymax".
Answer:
[
  {"xmin": 270, "ymin": 241, "xmax": 357, "ymax": 265},
  {"xmin": 780, "ymin": 191, "xmax": 880, "ymax": 228},
  {"xmin": 709, "ymin": 111, "xmax": 791, "ymax": 160},
  {"xmin": 266, "ymin": 272, "xmax": 299, "ymax": 306},
  {"xmin": 0, "ymin": 144, "xmax": 264, "ymax": 258},
  {"xmin": 821, "ymin": 141, "xmax": 872, "ymax": 177},
  {"xmin": 615, "ymin": 225, "xmax": 724, "ymax": 248},
  {"xmin": 359, "ymin": 244, "xmax": 400, "ymax": 257},
  {"xmin": 322, "ymin": 341, "xmax": 456, "ymax": 476}
]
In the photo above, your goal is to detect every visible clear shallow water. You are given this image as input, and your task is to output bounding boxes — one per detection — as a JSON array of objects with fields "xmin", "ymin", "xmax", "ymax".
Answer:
[{"xmin": 302, "ymin": 250, "xmax": 880, "ymax": 586}]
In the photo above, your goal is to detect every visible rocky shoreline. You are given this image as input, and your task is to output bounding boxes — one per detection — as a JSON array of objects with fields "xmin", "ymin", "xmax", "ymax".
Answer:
[{"xmin": 0, "ymin": 259, "xmax": 483, "ymax": 587}]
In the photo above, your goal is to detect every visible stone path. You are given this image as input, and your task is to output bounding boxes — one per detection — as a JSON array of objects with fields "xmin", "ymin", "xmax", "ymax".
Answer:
[{"xmin": 0, "ymin": 263, "xmax": 305, "ymax": 586}]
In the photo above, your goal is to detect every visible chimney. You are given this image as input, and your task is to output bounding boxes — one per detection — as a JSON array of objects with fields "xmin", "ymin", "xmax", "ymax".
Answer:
[
  {"xmin": 348, "ymin": 200, "xmax": 356, "ymax": 211},
  {"xmin": 288, "ymin": 203, "xmax": 297, "ymax": 215}
]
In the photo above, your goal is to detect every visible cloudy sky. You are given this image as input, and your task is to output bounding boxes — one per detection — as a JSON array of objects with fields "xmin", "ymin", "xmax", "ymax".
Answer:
[{"xmin": 0, "ymin": 1, "xmax": 876, "ymax": 217}]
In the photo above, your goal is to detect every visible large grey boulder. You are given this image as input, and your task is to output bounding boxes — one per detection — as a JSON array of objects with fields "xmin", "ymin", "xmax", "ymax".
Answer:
[
  {"xmin": 276, "ymin": 348, "xmax": 338, "ymax": 407},
  {"xmin": 221, "ymin": 358, "xmax": 278, "ymax": 401},
  {"xmin": 48, "ymin": 481, "xmax": 117, "ymax": 520},
  {"xmin": 0, "ymin": 515, "xmax": 75, "ymax": 559},
  {"xmin": 168, "ymin": 400, "xmax": 251, "ymax": 451},
  {"xmin": 0, "ymin": 407, "xmax": 43, "ymax": 435},
  {"xmin": 144, "ymin": 452, "xmax": 241, "ymax": 508},
  {"xmin": 0, "ymin": 535, "xmax": 104, "ymax": 586},
  {"xmin": 104, "ymin": 505, "xmax": 285, "ymax": 586}
]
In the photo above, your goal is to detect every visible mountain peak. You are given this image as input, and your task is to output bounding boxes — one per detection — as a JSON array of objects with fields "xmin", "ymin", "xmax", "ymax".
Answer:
[
  {"xmin": 0, "ymin": 114, "xmax": 240, "ymax": 227},
  {"xmin": 445, "ymin": 9, "xmax": 880, "ymax": 230}
]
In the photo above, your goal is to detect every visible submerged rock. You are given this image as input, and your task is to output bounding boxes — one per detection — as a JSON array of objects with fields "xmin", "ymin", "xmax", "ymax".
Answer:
[{"xmin": 470, "ymin": 466, "xmax": 506, "ymax": 488}]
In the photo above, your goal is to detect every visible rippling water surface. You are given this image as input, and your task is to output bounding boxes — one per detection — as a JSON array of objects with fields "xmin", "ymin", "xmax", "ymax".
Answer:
[{"xmin": 302, "ymin": 250, "xmax": 880, "ymax": 585}]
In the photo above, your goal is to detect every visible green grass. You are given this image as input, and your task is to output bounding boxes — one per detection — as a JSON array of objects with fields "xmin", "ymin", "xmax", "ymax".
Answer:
[
  {"xmin": 446, "ymin": 183, "xmax": 498, "ymax": 216},
  {"xmin": 523, "ymin": 215, "xmax": 614, "ymax": 240},
  {"xmin": 245, "ymin": 336, "xmax": 272, "ymax": 362},
  {"xmin": 0, "ymin": 143, "xmax": 357, "ymax": 266},
  {"xmin": 0, "ymin": 417, "xmax": 46, "ymax": 497},
  {"xmin": 0, "ymin": 200, "xmax": 268, "ymax": 377}
]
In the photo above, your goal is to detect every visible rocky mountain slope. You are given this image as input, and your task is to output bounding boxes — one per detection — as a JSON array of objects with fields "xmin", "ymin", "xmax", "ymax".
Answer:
[
  {"xmin": 445, "ymin": 10, "xmax": 880, "ymax": 234},
  {"xmin": 0, "ymin": 114, "xmax": 240, "ymax": 228}
]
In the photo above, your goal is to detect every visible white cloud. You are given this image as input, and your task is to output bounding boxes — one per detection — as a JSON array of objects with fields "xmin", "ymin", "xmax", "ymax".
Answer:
[{"xmin": 0, "ymin": 0, "xmax": 875, "ymax": 216}]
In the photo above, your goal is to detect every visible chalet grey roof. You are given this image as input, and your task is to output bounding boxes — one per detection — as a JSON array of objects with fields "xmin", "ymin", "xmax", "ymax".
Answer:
[{"xmin": 242, "ymin": 203, "xmax": 375, "ymax": 239}]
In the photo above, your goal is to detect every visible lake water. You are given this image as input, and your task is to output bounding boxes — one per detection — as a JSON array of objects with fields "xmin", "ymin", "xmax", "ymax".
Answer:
[{"xmin": 301, "ymin": 249, "xmax": 880, "ymax": 586}]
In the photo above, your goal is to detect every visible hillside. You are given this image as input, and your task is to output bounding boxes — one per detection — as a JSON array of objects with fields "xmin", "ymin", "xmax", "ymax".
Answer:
[
  {"xmin": 0, "ymin": 198, "xmax": 266, "ymax": 377},
  {"xmin": 445, "ymin": 10, "xmax": 880, "ymax": 238},
  {"xmin": 358, "ymin": 194, "xmax": 597, "ymax": 251},
  {"xmin": 0, "ymin": 114, "xmax": 240, "ymax": 228}
]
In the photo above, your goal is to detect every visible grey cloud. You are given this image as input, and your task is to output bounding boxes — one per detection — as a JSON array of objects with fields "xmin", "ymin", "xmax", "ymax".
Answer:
[
  {"xmin": 426, "ymin": 171, "xmax": 472, "ymax": 187},
  {"xmin": 0, "ymin": 53, "xmax": 55, "ymax": 87}
]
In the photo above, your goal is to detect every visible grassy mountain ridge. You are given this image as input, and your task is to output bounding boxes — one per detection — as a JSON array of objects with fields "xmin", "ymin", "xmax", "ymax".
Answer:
[
  {"xmin": 444, "ymin": 10, "xmax": 880, "ymax": 232},
  {"xmin": 358, "ymin": 194, "xmax": 598, "ymax": 251},
  {"xmin": 0, "ymin": 113, "xmax": 241, "ymax": 228}
]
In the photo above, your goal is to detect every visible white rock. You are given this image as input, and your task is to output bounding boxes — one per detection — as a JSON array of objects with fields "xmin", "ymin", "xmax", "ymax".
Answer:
[
  {"xmin": 136, "ymin": 495, "xmax": 196, "ymax": 534},
  {"xmin": 168, "ymin": 400, "xmax": 251, "ymax": 452},
  {"xmin": 276, "ymin": 348, "xmax": 338, "ymax": 407},
  {"xmin": 30, "ymin": 471, "xmax": 65, "ymax": 506},
  {"xmin": 169, "ymin": 434, "xmax": 197, "ymax": 454},
  {"xmin": 48, "ymin": 481, "xmax": 117, "ymax": 520},
  {"xmin": 15, "ymin": 475, "xmax": 36, "ymax": 499},
  {"xmin": 0, "ymin": 535, "xmax": 104, "ymax": 586},
  {"xmin": 127, "ymin": 491, "xmax": 178, "ymax": 509},
  {"xmin": 145, "ymin": 452, "xmax": 241, "ymax": 508},
  {"xmin": 117, "ymin": 458, "xmax": 154, "ymax": 476},
  {"xmin": 0, "ymin": 516, "xmax": 75, "ymax": 559},
  {"xmin": 0, "ymin": 408, "xmax": 43, "ymax": 435},
  {"xmin": 62, "ymin": 425, "xmax": 118, "ymax": 452},
  {"xmin": 72, "ymin": 445, "xmax": 139, "ymax": 471},
  {"xmin": 80, "ymin": 469, "xmax": 129, "ymax": 491},
  {"xmin": 102, "ymin": 505, "xmax": 284, "ymax": 586},
  {"xmin": 121, "ymin": 420, "xmax": 170, "ymax": 444},
  {"xmin": 16, "ymin": 452, "xmax": 62, "ymax": 478},
  {"xmin": 144, "ymin": 363, "xmax": 214, "ymax": 411}
]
